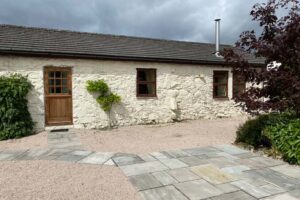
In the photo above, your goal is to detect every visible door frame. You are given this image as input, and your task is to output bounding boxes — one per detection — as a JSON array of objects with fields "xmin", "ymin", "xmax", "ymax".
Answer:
[{"xmin": 43, "ymin": 66, "xmax": 73, "ymax": 126}]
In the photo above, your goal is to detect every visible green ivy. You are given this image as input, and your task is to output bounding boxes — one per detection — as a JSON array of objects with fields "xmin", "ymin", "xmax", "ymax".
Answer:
[
  {"xmin": 86, "ymin": 80, "xmax": 121, "ymax": 112},
  {"xmin": 0, "ymin": 74, "xmax": 34, "ymax": 140}
]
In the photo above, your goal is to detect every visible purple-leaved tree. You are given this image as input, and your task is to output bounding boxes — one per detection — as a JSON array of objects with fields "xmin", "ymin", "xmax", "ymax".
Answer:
[{"xmin": 222, "ymin": 0, "xmax": 300, "ymax": 115}]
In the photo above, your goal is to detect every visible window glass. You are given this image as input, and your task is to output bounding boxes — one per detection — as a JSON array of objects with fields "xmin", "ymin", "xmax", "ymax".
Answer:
[
  {"xmin": 213, "ymin": 71, "xmax": 228, "ymax": 98},
  {"xmin": 47, "ymin": 69, "xmax": 70, "ymax": 95},
  {"xmin": 48, "ymin": 79, "xmax": 54, "ymax": 86},
  {"xmin": 55, "ymin": 71, "xmax": 61, "ymax": 78},
  {"xmin": 214, "ymin": 85, "xmax": 227, "ymax": 97},
  {"xmin": 55, "ymin": 79, "xmax": 61, "ymax": 85},
  {"xmin": 214, "ymin": 75, "xmax": 227, "ymax": 84},
  {"xmin": 137, "ymin": 69, "xmax": 156, "ymax": 97},
  {"xmin": 49, "ymin": 87, "xmax": 55, "ymax": 94},
  {"xmin": 62, "ymin": 79, "xmax": 68, "ymax": 86},
  {"xmin": 137, "ymin": 70, "xmax": 155, "ymax": 82},
  {"xmin": 62, "ymin": 87, "xmax": 68, "ymax": 93},
  {"xmin": 49, "ymin": 72, "xmax": 55, "ymax": 78},
  {"xmin": 138, "ymin": 84, "xmax": 155, "ymax": 95},
  {"xmin": 55, "ymin": 87, "xmax": 61, "ymax": 93},
  {"xmin": 62, "ymin": 71, "xmax": 68, "ymax": 78}
]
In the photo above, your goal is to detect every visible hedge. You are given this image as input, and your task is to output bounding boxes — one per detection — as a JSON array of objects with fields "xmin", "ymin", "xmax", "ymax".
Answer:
[{"xmin": 0, "ymin": 74, "xmax": 34, "ymax": 140}]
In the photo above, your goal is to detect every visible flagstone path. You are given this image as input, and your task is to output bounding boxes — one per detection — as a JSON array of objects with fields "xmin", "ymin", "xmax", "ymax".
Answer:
[{"xmin": 0, "ymin": 129, "xmax": 300, "ymax": 200}]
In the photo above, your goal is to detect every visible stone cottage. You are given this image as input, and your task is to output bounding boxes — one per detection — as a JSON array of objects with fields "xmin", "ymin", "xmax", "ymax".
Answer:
[{"xmin": 0, "ymin": 25, "xmax": 264, "ymax": 131}]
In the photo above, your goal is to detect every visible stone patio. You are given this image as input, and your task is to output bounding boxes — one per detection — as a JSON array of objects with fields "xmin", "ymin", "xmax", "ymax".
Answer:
[{"xmin": 0, "ymin": 130, "xmax": 300, "ymax": 200}]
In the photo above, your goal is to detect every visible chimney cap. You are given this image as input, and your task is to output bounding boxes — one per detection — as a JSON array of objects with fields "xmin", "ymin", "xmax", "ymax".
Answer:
[{"xmin": 215, "ymin": 19, "xmax": 221, "ymax": 21}]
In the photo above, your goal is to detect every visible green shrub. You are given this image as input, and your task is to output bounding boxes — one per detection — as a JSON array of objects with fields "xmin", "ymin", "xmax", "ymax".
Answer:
[
  {"xmin": 236, "ymin": 111, "xmax": 296, "ymax": 147},
  {"xmin": 86, "ymin": 80, "xmax": 109, "ymax": 94},
  {"xmin": 0, "ymin": 74, "xmax": 34, "ymax": 140},
  {"xmin": 86, "ymin": 80, "xmax": 121, "ymax": 112},
  {"xmin": 264, "ymin": 119, "xmax": 300, "ymax": 164}
]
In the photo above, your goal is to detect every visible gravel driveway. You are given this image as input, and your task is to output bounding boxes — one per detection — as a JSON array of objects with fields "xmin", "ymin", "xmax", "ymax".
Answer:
[{"xmin": 77, "ymin": 118, "xmax": 246, "ymax": 154}]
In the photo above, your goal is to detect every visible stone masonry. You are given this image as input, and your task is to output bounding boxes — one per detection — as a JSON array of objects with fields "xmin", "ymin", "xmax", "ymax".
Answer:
[{"xmin": 0, "ymin": 55, "xmax": 246, "ymax": 130}]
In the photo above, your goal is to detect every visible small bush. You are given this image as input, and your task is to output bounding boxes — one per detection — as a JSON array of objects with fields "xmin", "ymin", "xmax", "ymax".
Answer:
[
  {"xmin": 86, "ymin": 80, "xmax": 121, "ymax": 112},
  {"xmin": 264, "ymin": 119, "xmax": 300, "ymax": 165},
  {"xmin": 0, "ymin": 74, "xmax": 34, "ymax": 140},
  {"xmin": 236, "ymin": 111, "xmax": 296, "ymax": 147}
]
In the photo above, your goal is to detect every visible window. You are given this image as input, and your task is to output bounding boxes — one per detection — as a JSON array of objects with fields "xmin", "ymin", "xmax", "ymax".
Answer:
[
  {"xmin": 47, "ymin": 70, "xmax": 69, "ymax": 94},
  {"xmin": 213, "ymin": 71, "xmax": 228, "ymax": 98},
  {"xmin": 233, "ymin": 73, "xmax": 246, "ymax": 97},
  {"xmin": 136, "ymin": 68, "xmax": 156, "ymax": 97}
]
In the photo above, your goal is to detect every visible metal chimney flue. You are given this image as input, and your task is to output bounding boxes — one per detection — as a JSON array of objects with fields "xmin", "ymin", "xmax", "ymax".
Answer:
[{"xmin": 214, "ymin": 19, "xmax": 222, "ymax": 57}]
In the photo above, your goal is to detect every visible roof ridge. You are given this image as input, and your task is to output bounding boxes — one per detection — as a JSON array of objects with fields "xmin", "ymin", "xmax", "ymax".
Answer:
[{"xmin": 0, "ymin": 24, "xmax": 232, "ymax": 47}]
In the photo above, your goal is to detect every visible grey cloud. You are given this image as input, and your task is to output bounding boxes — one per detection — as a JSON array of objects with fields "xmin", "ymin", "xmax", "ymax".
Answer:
[{"xmin": 0, "ymin": 0, "xmax": 266, "ymax": 44}]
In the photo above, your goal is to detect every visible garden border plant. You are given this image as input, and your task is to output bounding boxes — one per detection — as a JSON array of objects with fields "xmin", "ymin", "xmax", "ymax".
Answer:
[
  {"xmin": 0, "ymin": 73, "xmax": 34, "ymax": 140},
  {"xmin": 86, "ymin": 80, "xmax": 121, "ymax": 127},
  {"xmin": 264, "ymin": 119, "xmax": 300, "ymax": 165}
]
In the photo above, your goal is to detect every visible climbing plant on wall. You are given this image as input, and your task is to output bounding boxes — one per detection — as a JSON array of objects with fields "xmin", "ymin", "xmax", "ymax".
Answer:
[
  {"xmin": 0, "ymin": 74, "xmax": 34, "ymax": 140},
  {"xmin": 86, "ymin": 80, "xmax": 121, "ymax": 112}
]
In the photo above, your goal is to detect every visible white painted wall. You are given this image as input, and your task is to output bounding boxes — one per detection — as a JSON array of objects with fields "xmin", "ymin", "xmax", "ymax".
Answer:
[{"xmin": 0, "ymin": 55, "xmax": 246, "ymax": 131}]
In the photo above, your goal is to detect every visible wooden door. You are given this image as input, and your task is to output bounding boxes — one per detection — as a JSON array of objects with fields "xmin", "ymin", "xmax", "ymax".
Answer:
[{"xmin": 44, "ymin": 67, "xmax": 73, "ymax": 125}]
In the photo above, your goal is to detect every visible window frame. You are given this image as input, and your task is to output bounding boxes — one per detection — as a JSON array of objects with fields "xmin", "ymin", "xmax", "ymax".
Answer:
[
  {"xmin": 136, "ymin": 68, "xmax": 157, "ymax": 97},
  {"xmin": 213, "ymin": 70, "xmax": 229, "ymax": 99}
]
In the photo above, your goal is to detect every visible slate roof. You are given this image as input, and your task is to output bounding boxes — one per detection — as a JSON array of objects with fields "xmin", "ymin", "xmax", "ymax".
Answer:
[{"xmin": 0, "ymin": 24, "xmax": 265, "ymax": 65}]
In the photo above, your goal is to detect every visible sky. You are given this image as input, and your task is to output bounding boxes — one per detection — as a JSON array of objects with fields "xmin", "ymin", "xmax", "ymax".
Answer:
[{"xmin": 0, "ymin": 0, "xmax": 266, "ymax": 44}]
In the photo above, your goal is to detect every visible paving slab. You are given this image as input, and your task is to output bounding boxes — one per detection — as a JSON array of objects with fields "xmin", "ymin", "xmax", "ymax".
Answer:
[
  {"xmin": 112, "ymin": 153, "xmax": 145, "ymax": 166},
  {"xmin": 55, "ymin": 154, "xmax": 87, "ymax": 162},
  {"xmin": 214, "ymin": 144, "xmax": 248, "ymax": 155},
  {"xmin": 103, "ymin": 159, "xmax": 115, "ymax": 166},
  {"xmin": 167, "ymin": 168, "xmax": 200, "ymax": 182},
  {"xmin": 0, "ymin": 153, "xmax": 15, "ymax": 161},
  {"xmin": 236, "ymin": 158, "xmax": 269, "ymax": 169},
  {"xmin": 246, "ymin": 168, "xmax": 300, "ymax": 190},
  {"xmin": 216, "ymin": 152, "xmax": 239, "ymax": 160},
  {"xmin": 289, "ymin": 189, "xmax": 300, "ymax": 198},
  {"xmin": 129, "ymin": 173, "xmax": 162, "ymax": 191},
  {"xmin": 235, "ymin": 152, "xmax": 261, "ymax": 159},
  {"xmin": 70, "ymin": 150, "xmax": 93, "ymax": 157},
  {"xmin": 249, "ymin": 156, "xmax": 284, "ymax": 167},
  {"xmin": 1, "ymin": 150, "xmax": 28, "ymax": 160},
  {"xmin": 150, "ymin": 152, "xmax": 171, "ymax": 160},
  {"xmin": 139, "ymin": 185, "xmax": 188, "ymax": 200},
  {"xmin": 152, "ymin": 171, "xmax": 178, "ymax": 186},
  {"xmin": 139, "ymin": 154, "xmax": 157, "ymax": 162},
  {"xmin": 190, "ymin": 164, "xmax": 236, "ymax": 184},
  {"xmin": 239, "ymin": 171, "xmax": 272, "ymax": 187},
  {"xmin": 261, "ymin": 193, "xmax": 299, "ymax": 200},
  {"xmin": 204, "ymin": 157, "xmax": 239, "ymax": 168},
  {"xmin": 214, "ymin": 183, "xmax": 240, "ymax": 194},
  {"xmin": 78, "ymin": 152, "xmax": 114, "ymax": 165},
  {"xmin": 210, "ymin": 190, "xmax": 257, "ymax": 200},
  {"xmin": 50, "ymin": 143, "xmax": 83, "ymax": 150},
  {"xmin": 45, "ymin": 148, "xmax": 73, "ymax": 157},
  {"xmin": 221, "ymin": 165, "xmax": 251, "ymax": 175},
  {"xmin": 182, "ymin": 147, "xmax": 220, "ymax": 156},
  {"xmin": 120, "ymin": 161, "xmax": 168, "ymax": 176},
  {"xmin": 271, "ymin": 165, "xmax": 300, "ymax": 179},
  {"xmin": 16, "ymin": 149, "xmax": 51, "ymax": 160},
  {"xmin": 179, "ymin": 156, "xmax": 208, "ymax": 166},
  {"xmin": 175, "ymin": 179, "xmax": 223, "ymax": 200},
  {"xmin": 159, "ymin": 158, "xmax": 188, "ymax": 169},
  {"xmin": 260, "ymin": 184, "xmax": 286, "ymax": 195},
  {"xmin": 231, "ymin": 180, "xmax": 274, "ymax": 198},
  {"xmin": 162, "ymin": 150, "xmax": 191, "ymax": 158}
]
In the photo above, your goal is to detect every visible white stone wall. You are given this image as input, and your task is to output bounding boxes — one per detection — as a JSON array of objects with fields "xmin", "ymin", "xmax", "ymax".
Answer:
[{"xmin": 0, "ymin": 55, "xmax": 246, "ymax": 130}]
